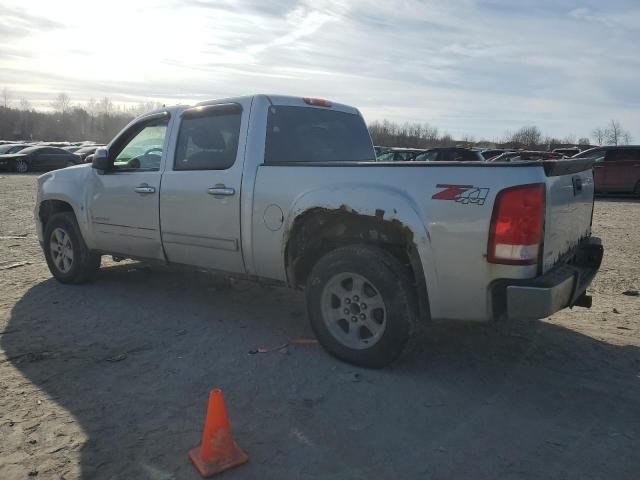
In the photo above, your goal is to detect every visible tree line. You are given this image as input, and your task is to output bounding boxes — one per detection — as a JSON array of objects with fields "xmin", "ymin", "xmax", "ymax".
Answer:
[
  {"xmin": 369, "ymin": 120, "xmax": 633, "ymax": 150},
  {"xmin": 0, "ymin": 88, "xmax": 634, "ymax": 149},
  {"xmin": 0, "ymin": 89, "xmax": 161, "ymax": 144}
]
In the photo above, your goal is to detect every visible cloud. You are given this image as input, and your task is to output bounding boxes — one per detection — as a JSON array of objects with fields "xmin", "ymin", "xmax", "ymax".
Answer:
[{"xmin": 0, "ymin": 0, "xmax": 637, "ymax": 141}]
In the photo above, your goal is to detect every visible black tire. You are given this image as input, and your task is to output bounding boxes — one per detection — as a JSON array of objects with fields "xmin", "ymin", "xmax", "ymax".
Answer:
[
  {"xmin": 305, "ymin": 245, "xmax": 416, "ymax": 368},
  {"xmin": 635, "ymin": 181, "xmax": 640, "ymax": 197},
  {"xmin": 13, "ymin": 158, "xmax": 29, "ymax": 173},
  {"xmin": 43, "ymin": 212, "xmax": 101, "ymax": 284}
]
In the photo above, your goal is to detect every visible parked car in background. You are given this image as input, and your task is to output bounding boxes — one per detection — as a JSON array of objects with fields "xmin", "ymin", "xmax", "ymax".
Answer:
[
  {"xmin": 489, "ymin": 151, "xmax": 564, "ymax": 163},
  {"xmin": 74, "ymin": 145, "xmax": 105, "ymax": 163},
  {"xmin": 0, "ymin": 143, "xmax": 32, "ymax": 154},
  {"xmin": 374, "ymin": 145, "xmax": 392, "ymax": 156},
  {"xmin": 410, "ymin": 147, "xmax": 484, "ymax": 162},
  {"xmin": 0, "ymin": 146, "xmax": 80, "ymax": 173},
  {"xmin": 553, "ymin": 147, "xmax": 581, "ymax": 157},
  {"xmin": 63, "ymin": 145, "xmax": 83, "ymax": 153},
  {"xmin": 481, "ymin": 149, "xmax": 513, "ymax": 160},
  {"xmin": 573, "ymin": 146, "xmax": 640, "ymax": 195},
  {"xmin": 376, "ymin": 147, "xmax": 424, "ymax": 162}
]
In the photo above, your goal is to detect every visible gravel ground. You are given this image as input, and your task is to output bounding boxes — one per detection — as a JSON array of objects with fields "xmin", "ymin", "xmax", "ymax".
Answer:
[{"xmin": 1, "ymin": 173, "xmax": 639, "ymax": 480}]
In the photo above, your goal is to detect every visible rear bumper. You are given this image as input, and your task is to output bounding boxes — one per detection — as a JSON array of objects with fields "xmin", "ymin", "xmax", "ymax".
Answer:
[{"xmin": 491, "ymin": 237, "xmax": 603, "ymax": 320}]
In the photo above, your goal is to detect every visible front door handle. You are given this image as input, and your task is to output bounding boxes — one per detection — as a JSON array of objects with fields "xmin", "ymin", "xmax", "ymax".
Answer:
[
  {"xmin": 593, "ymin": 165, "xmax": 603, "ymax": 169},
  {"xmin": 207, "ymin": 186, "xmax": 235, "ymax": 196},
  {"xmin": 135, "ymin": 184, "xmax": 156, "ymax": 194}
]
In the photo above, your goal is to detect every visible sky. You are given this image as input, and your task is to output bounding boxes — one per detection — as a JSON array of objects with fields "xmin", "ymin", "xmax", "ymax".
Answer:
[{"xmin": 1, "ymin": 0, "xmax": 638, "ymax": 141}]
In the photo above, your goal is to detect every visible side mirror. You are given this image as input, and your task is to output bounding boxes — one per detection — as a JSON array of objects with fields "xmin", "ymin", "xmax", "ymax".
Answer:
[{"xmin": 92, "ymin": 148, "xmax": 110, "ymax": 170}]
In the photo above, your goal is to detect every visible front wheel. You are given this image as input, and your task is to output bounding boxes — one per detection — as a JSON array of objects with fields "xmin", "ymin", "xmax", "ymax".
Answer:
[
  {"xmin": 43, "ymin": 212, "xmax": 101, "ymax": 284},
  {"xmin": 305, "ymin": 245, "xmax": 416, "ymax": 368},
  {"xmin": 14, "ymin": 158, "xmax": 29, "ymax": 173}
]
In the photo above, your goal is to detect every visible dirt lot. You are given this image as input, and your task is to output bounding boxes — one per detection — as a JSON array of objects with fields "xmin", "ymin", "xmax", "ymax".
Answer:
[{"xmin": 0, "ymin": 173, "xmax": 639, "ymax": 480}]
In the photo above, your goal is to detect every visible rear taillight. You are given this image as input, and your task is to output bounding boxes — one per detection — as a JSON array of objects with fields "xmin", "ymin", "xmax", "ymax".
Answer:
[{"xmin": 487, "ymin": 183, "xmax": 545, "ymax": 265}]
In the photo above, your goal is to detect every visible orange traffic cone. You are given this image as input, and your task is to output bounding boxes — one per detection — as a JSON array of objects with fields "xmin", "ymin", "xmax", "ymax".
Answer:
[{"xmin": 188, "ymin": 389, "xmax": 249, "ymax": 477}]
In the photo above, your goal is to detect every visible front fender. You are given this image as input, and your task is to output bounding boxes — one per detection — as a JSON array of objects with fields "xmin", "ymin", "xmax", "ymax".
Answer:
[{"xmin": 36, "ymin": 165, "xmax": 92, "ymax": 244}]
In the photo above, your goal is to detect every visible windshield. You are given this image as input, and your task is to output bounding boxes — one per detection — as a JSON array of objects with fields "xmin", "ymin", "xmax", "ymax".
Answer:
[
  {"xmin": 15, "ymin": 146, "xmax": 40, "ymax": 154},
  {"xmin": 0, "ymin": 144, "xmax": 17, "ymax": 153}
]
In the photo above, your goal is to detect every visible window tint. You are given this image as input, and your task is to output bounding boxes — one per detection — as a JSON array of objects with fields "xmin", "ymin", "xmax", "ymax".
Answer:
[
  {"xmin": 449, "ymin": 150, "xmax": 478, "ymax": 161},
  {"xmin": 174, "ymin": 109, "xmax": 241, "ymax": 171},
  {"xmin": 376, "ymin": 151, "xmax": 395, "ymax": 162},
  {"xmin": 414, "ymin": 151, "xmax": 438, "ymax": 162},
  {"xmin": 265, "ymin": 106, "xmax": 374, "ymax": 163},
  {"xmin": 607, "ymin": 149, "xmax": 640, "ymax": 162},
  {"xmin": 17, "ymin": 146, "xmax": 39, "ymax": 154},
  {"xmin": 113, "ymin": 118, "xmax": 168, "ymax": 171}
]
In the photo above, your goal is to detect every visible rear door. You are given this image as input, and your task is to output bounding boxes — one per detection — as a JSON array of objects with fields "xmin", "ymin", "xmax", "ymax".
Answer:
[
  {"xmin": 48, "ymin": 149, "xmax": 69, "ymax": 168},
  {"xmin": 33, "ymin": 148, "xmax": 54, "ymax": 168},
  {"xmin": 601, "ymin": 148, "xmax": 640, "ymax": 192},
  {"xmin": 159, "ymin": 101, "xmax": 250, "ymax": 274}
]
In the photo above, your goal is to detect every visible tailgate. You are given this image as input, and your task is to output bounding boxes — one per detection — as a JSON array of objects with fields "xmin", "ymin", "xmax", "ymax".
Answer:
[{"xmin": 541, "ymin": 160, "xmax": 595, "ymax": 273}]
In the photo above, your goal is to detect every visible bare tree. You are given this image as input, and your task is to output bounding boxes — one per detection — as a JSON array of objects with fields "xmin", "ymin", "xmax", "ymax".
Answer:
[
  {"xmin": 592, "ymin": 127, "xmax": 605, "ymax": 146},
  {"xmin": 19, "ymin": 98, "xmax": 31, "ymax": 111},
  {"xmin": 603, "ymin": 119, "xmax": 634, "ymax": 146},
  {"xmin": 86, "ymin": 98, "xmax": 98, "ymax": 115},
  {"xmin": 511, "ymin": 126, "xmax": 542, "ymax": 147},
  {"xmin": 99, "ymin": 96, "xmax": 113, "ymax": 116},
  {"xmin": 578, "ymin": 137, "xmax": 591, "ymax": 146},
  {"xmin": 2, "ymin": 87, "xmax": 10, "ymax": 108},
  {"xmin": 52, "ymin": 93, "xmax": 72, "ymax": 114}
]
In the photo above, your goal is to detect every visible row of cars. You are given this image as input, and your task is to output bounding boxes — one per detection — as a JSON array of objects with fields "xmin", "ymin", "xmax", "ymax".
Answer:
[
  {"xmin": 375, "ymin": 145, "xmax": 640, "ymax": 195},
  {"xmin": 0, "ymin": 141, "xmax": 104, "ymax": 173},
  {"xmin": 374, "ymin": 146, "xmax": 571, "ymax": 162}
]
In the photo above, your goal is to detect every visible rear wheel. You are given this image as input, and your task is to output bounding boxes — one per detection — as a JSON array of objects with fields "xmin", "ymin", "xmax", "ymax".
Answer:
[
  {"xmin": 44, "ymin": 212, "xmax": 101, "ymax": 284},
  {"xmin": 305, "ymin": 245, "xmax": 416, "ymax": 368},
  {"xmin": 14, "ymin": 158, "xmax": 29, "ymax": 173}
]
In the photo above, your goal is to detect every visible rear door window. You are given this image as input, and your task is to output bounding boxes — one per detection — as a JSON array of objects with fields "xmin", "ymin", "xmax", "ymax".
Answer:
[
  {"xmin": 175, "ymin": 106, "xmax": 242, "ymax": 171},
  {"xmin": 265, "ymin": 106, "xmax": 374, "ymax": 163}
]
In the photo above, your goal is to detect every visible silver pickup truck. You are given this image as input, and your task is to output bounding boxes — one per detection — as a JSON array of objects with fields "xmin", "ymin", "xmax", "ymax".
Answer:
[{"xmin": 35, "ymin": 95, "xmax": 603, "ymax": 367}]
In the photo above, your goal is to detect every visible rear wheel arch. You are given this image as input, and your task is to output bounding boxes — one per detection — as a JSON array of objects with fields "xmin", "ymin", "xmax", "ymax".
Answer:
[{"xmin": 285, "ymin": 207, "xmax": 431, "ymax": 321}]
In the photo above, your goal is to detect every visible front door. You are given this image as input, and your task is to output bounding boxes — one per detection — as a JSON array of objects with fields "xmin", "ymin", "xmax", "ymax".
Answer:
[
  {"xmin": 88, "ymin": 114, "xmax": 170, "ymax": 260},
  {"xmin": 160, "ymin": 101, "xmax": 249, "ymax": 274}
]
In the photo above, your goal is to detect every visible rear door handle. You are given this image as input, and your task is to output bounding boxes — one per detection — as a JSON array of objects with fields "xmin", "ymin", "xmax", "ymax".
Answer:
[
  {"xmin": 207, "ymin": 186, "xmax": 235, "ymax": 196},
  {"xmin": 134, "ymin": 185, "xmax": 156, "ymax": 194}
]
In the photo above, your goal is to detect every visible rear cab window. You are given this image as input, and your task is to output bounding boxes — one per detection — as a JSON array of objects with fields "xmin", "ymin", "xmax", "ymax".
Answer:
[
  {"xmin": 264, "ymin": 106, "xmax": 375, "ymax": 163},
  {"xmin": 606, "ymin": 149, "xmax": 640, "ymax": 162}
]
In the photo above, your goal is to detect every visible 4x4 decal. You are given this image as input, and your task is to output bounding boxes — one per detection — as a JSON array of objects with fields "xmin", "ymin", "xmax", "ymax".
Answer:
[{"xmin": 432, "ymin": 184, "xmax": 490, "ymax": 205}]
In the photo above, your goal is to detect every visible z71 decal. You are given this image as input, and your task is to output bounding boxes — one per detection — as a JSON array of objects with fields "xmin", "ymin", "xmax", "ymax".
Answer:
[{"xmin": 432, "ymin": 184, "xmax": 490, "ymax": 205}]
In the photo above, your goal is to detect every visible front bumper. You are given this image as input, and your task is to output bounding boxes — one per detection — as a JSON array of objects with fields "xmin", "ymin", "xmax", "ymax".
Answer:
[{"xmin": 491, "ymin": 237, "xmax": 603, "ymax": 320}]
